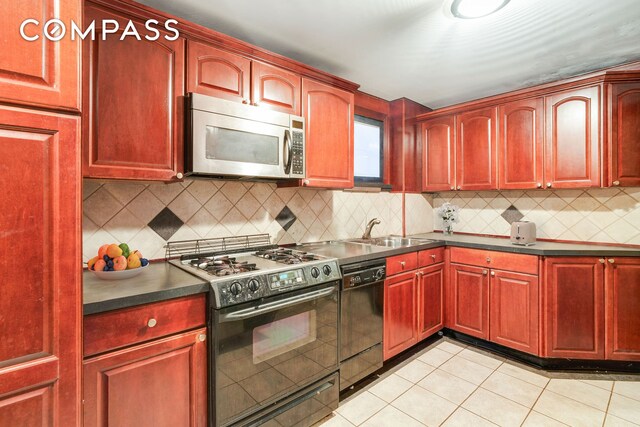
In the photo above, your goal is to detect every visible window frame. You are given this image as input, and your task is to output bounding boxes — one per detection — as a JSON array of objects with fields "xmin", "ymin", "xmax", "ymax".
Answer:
[{"xmin": 354, "ymin": 114, "xmax": 385, "ymax": 185}]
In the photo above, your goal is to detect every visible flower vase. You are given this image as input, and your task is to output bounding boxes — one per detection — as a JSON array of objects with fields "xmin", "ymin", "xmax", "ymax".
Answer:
[{"xmin": 443, "ymin": 222, "xmax": 454, "ymax": 235}]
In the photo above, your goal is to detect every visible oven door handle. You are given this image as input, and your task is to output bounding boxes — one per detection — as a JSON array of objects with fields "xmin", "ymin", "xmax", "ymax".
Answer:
[{"xmin": 219, "ymin": 286, "xmax": 336, "ymax": 322}]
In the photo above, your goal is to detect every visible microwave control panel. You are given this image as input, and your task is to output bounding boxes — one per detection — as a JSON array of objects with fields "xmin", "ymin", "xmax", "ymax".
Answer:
[{"xmin": 291, "ymin": 130, "xmax": 304, "ymax": 175}]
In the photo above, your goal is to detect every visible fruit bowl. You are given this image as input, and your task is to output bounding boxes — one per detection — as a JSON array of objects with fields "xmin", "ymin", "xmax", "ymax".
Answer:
[{"xmin": 91, "ymin": 263, "xmax": 149, "ymax": 280}]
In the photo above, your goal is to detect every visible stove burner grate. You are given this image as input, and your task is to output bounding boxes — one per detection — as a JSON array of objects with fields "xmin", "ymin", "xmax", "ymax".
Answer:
[
  {"xmin": 190, "ymin": 256, "xmax": 258, "ymax": 277},
  {"xmin": 254, "ymin": 248, "xmax": 321, "ymax": 264}
]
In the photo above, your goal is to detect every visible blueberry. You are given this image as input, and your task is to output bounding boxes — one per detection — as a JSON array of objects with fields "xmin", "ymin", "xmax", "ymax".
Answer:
[
  {"xmin": 103, "ymin": 255, "xmax": 110, "ymax": 262},
  {"xmin": 107, "ymin": 260, "xmax": 114, "ymax": 268},
  {"xmin": 103, "ymin": 265, "xmax": 109, "ymax": 271},
  {"xmin": 140, "ymin": 258, "xmax": 149, "ymax": 267}
]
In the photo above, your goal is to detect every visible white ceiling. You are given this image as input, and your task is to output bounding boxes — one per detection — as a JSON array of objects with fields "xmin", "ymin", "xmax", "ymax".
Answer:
[{"xmin": 139, "ymin": 0, "xmax": 640, "ymax": 108}]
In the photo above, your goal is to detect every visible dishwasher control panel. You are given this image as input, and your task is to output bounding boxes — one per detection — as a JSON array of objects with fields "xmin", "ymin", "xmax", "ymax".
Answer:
[{"xmin": 343, "ymin": 266, "xmax": 386, "ymax": 289}]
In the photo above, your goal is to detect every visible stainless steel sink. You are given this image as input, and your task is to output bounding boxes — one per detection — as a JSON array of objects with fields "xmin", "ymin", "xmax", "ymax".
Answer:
[{"xmin": 347, "ymin": 236, "xmax": 434, "ymax": 248}]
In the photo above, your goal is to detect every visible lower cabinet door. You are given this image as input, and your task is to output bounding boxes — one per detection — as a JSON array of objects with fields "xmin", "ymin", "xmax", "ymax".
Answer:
[
  {"xmin": 449, "ymin": 263, "xmax": 489, "ymax": 340},
  {"xmin": 489, "ymin": 270, "xmax": 539, "ymax": 355},
  {"xmin": 83, "ymin": 328, "xmax": 208, "ymax": 427},
  {"xmin": 606, "ymin": 258, "xmax": 640, "ymax": 361},
  {"xmin": 544, "ymin": 258, "xmax": 605, "ymax": 359},
  {"xmin": 384, "ymin": 272, "xmax": 417, "ymax": 360},
  {"xmin": 417, "ymin": 264, "xmax": 445, "ymax": 341}
]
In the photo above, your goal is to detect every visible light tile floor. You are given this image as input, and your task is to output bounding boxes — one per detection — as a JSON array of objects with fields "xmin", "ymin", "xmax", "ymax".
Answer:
[{"xmin": 319, "ymin": 339, "xmax": 640, "ymax": 427}]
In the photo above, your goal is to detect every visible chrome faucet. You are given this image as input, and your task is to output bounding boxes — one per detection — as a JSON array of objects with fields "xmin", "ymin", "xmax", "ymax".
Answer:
[{"xmin": 362, "ymin": 218, "xmax": 381, "ymax": 239}]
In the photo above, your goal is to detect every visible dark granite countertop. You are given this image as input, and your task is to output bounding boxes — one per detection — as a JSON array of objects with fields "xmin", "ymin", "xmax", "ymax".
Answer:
[
  {"xmin": 410, "ymin": 232, "xmax": 640, "ymax": 257},
  {"xmin": 83, "ymin": 262, "xmax": 209, "ymax": 315}
]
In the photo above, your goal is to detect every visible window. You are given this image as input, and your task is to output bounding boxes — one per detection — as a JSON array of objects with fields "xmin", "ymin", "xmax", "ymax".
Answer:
[{"xmin": 354, "ymin": 115, "xmax": 384, "ymax": 184}]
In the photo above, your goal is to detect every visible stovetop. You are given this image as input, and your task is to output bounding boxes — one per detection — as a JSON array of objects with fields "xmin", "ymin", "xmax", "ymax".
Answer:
[{"xmin": 167, "ymin": 237, "xmax": 341, "ymax": 308}]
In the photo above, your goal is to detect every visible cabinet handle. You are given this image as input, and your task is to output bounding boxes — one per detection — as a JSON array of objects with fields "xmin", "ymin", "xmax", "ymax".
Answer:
[
  {"xmin": 175, "ymin": 172, "xmax": 184, "ymax": 180},
  {"xmin": 457, "ymin": 186, "xmax": 461, "ymax": 190},
  {"xmin": 486, "ymin": 257, "xmax": 491, "ymax": 263},
  {"xmin": 613, "ymin": 180, "xmax": 620, "ymax": 186},
  {"xmin": 491, "ymin": 271, "xmax": 495, "ymax": 276},
  {"xmin": 431, "ymin": 254, "xmax": 436, "ymax": 261},
  {"xmin": 242, "ymin": 99, "xmax": 250, "ymax": 104},
  {"xmin": 599, "ymin": 259, "xmax": 605, "ymax": 264},
  {"xmin": 483, "ymin": 270, "xmax": 488, "ymax": 275},
  {"xmin": 147, "ymin": 318, "xmax": 157, "ymax": 328},
  {"xmin": 546, "ymin": 182, "xmax": 552, "ymax": 188},
  {"xmin": 608, "ymin": 259, "xmax": 615, "ymax": 264},
  {"xmin": 537, "ymin": 183, "xmax": 542, "ymax": 188},
  {"xmin": 400, "ymin": 261, "xmax": 406, "ymax": 269},
  {"xmin": 198, "ymin": 333, "xmax": 206, "ymax": 342}
]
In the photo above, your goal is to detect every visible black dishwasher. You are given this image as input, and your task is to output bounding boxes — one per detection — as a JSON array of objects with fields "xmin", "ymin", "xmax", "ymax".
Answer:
[{"xmin": 339, "ymin": 259, "xmax": 385, "ymax": 390}]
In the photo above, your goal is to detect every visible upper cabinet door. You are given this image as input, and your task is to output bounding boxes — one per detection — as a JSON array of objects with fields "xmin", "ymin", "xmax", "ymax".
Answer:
[
  {"xmin": 608, "ymin": 82, "xmax": 640, "ymax": 187},
  {"xmin": 0, "ymin": 106, "xmax": 80, "ymax": 426},
  {"xmin": 83, "ymin": 4, "xmax": 185, "ymax": 181},
  {"xmin": 251, "ymin": 61, "xmax": 301, "ymax": 115},
  {"xmin": 545, "ymin": 86, "xmax": 601, "ymax": 189},
  {"xmin": 186, "ymin": 40, "xmax": 250, "ymax": 103},
  {"xmin": 302, "ymin": 78, "xmax": 354, "ymax": 188},
  {"xmin": 456, "ymin": 107, "xmax": 497, "ymax": 190},
  {"xmin": 0, "ymin": 0, "xmax": 80, "ymax": 111},
  {"xmin": 422, "ymin": 115, "xmax": 455, "ymax": 192},
  {"xmin": 498, "ymin": 98, "xmax": 544, "ymax": 189}
]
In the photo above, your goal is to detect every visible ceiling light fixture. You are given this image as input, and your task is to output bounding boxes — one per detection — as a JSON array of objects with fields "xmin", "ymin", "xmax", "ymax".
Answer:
[{"xmin": 450, "ymin": 0, "xmax": 511, "ymax": 19}]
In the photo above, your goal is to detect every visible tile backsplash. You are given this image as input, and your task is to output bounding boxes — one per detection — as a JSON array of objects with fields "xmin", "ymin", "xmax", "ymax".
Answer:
[
  {"xmin": 433, "ymin": 188, "xmax": 640, "ymax": 245},
  {"xmin": 82, "ymin": 179, "xmax": 433, "ymax": 262}
]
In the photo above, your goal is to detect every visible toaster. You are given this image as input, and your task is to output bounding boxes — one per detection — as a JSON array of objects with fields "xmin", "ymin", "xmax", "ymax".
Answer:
[{"xmin": 510, "ymin": 221, "xmax": 536, "ymax": 246}]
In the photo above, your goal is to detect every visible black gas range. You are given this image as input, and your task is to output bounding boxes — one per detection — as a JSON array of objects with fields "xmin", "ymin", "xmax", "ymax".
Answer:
[{"xmin": 167, "ymin": 235, "xmax": 341, "ymax": 427}]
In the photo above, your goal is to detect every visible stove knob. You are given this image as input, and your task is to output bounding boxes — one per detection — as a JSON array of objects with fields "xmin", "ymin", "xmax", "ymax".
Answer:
[
  {"xmin": 322, "ymin": 265, "xmax": 332, "ymax": 276},
  {"xmin": 229, "ymin": 282, "xmax": 242, "ymax": 296},
  {"xmin": 248, "ymin": 279, "xmax": 260, "ymax": 292},
  {"xmin": 374, "ymin": 268, "xmax": 385, "ymax": 281},
  {"xmin": 311, "ymin": 267, "xmax": 320, "ymax": 278}
]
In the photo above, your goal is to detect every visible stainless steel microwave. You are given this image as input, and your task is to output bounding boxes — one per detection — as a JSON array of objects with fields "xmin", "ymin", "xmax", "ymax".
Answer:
[{"xmin": 186, "ymin": 93, "xmax": 305, "ymax": 180}]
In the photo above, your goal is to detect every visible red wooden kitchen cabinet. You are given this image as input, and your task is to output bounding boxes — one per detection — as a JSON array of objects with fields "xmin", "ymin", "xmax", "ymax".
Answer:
[
  {"xmin": 605, "ymin": 257, "xmax": 640, "ymax": 361},
  {"xmin": 456, "ymin": 107, "xmax": 498, "ymax": 190},
  {"xmin": 83, "ymin": 328, "xmax": 208, "ymax": 427},
  {"xmin": 384, "ymin": 271, "xmax": 418, "ymax": 360},
  {"xmin": 0, "ymin": 0, "xmax": 80, "ymax": 111},
  {"xmin": 83, "ymin": 4, "xmax": 185, "ymax": 181},
  {"xmin": 608, "ymin": 82, "xmax": 640, "ymax": 187},
  {"xmin": 417, "ymin": 263, "xmax": 445, "ymax": 341},
  {"xmin": 489, "ymin": 270, "xmax": 539, "ymax": 355},
  {"xmin": 422, "ymin": 115, "xmax": 456, "ymax": 192},
  {"xmin": 301, "ymin": 78, "xmax": 354, "ymax": 189},
  {"xmin": 448, "ymin": 263, "xmax": 490, "ymax": 339},
  {"xmin": 544, "ymin": 257, "xmax": 605, "ymax": 359},
  {"xmin": 544, "ymin": 85, "xmax": 601, "ymax": 189},
  {"xmin": 186, "ymin": 41, "xmax": 301, "ymax": 115},
  {"xmin": 0, "ymin": 106, "xmax": 81, "ymax": 426},
  {"xmin": 498, "ymin": 98, "xmax": 545, "ymax": 189}
]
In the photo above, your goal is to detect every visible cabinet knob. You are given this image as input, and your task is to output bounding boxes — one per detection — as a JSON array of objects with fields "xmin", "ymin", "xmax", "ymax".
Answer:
[
  {"xmin": 599, "ymin": 259, "xmax": 605, "ymax": 264},
  {"xmin": 483, "ymin": 270, "xmax": 488, "ymax": 275},
  {"xmin": 431, "ymin": 254, "xmax": 436, "ymax": 261},
  {"xmin": 613, "ymin": 180, "xmax": 620, "ymax": 186},
  {"xmin": 537, "ymin": 183, "xmax": 542, "ymax": 188},
  {"xmin": 400, "ymin": 261, "xmax": 406, "ymax": 269},
  {"xmin": 147, "ymin": 318, "xmax": 157, "ymax": 328},
  {"xmin": 486, "ymin": 257, "xmax": 491, "ymax": 263},
  {"xmin": 491, "ymin": 271, "xmax": 495, "ymax": 276},
  {"xmin": 303, "ymin": 179, "xmax": 310, "ymax": 186},
  {"xmin": 546, "ymin": 182, "xmax": 552, "ymax": 188},
  {"xmin": 450, "ymin": 186, "xmax": 455, "ymax": 190},
  {"xmin": 175, "ymin": 172, "xmax": 184, "ymax": 180},
  {"xmin": 608, "ymin": 259, "xmax": 615, "ymax": 264},
  {"xmin": 242, "ymin": 99, "xmax": 250, "ymax": 104},
  {"xmin": 457, "ymin": 186, "xmax": 461, "ymax": 190},
  {"xmin": 198, "ymin": 333, "xmax": 206, "ymax": 342},
  {"xmin": 253, "ymin": 102, "xmax": 260, "ymax": 107}
]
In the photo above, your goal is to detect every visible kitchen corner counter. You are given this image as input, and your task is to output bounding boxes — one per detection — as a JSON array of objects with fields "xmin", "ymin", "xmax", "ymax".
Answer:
[
  {"xmin": 83, "ymin": 262, "xmax": 209, "ymax": 315},
  {"xmin": 410, "ymin": 232, "xmax": 640, "ymax": 257}
]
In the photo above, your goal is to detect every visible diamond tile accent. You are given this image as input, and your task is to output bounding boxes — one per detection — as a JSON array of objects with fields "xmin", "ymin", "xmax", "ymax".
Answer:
[
  {"xmin": 501, "ymin": 204, "xmax": 525, "ymax": 224},
  {"xmin": 275, "ymin": 206, "xmax": 297, "ymax": 231},
  {"xmin": 148, "ymin": 207, "xmax": 184, "ymax": 240}
]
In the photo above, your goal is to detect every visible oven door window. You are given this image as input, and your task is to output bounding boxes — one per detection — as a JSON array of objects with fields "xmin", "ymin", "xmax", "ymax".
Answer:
[
  {"xmin": 253, "ymin": 311, "xmax": 317, "ymax": 364},
  {"xmin": 206, "ymin": 126, "xmax": 279, "ymax": 165}
]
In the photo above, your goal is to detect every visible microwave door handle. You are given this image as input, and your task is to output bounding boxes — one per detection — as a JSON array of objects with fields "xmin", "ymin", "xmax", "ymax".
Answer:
[
  {"xmin": 283, "ymin": 129, "xmax": 293, "ymax": 174},
  {"xmin": 218, "ymin": 286, "xmax": 336, "ymax": 323}
]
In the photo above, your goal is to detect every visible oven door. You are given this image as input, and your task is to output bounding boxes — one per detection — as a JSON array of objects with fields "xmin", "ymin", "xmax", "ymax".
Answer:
[
  {"xmin": 213, "ymin": 282, "xmax": 339, "ymax": 427},
  {"xmin": 191, "ymin": 109, "xmax": 292, "ymax": 179}
]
